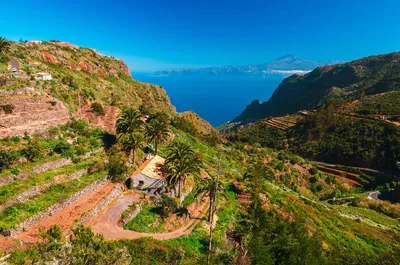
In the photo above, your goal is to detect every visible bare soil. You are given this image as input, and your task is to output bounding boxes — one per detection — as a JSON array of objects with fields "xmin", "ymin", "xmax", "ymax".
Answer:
[
  {"xmin": 92, "ymin": 192, "xmax": 209, "ymax": 240},
  {"xmin": 15, "ymin": 182, "xmax": 115, "ymax": 243}
]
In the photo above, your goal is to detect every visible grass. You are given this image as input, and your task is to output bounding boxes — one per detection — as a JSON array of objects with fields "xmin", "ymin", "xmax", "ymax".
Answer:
[
  {"xmin": 124, "ymin": 204, "xmax": 164, "ymax": 233},
  {"xmin": 0, "ymin": 154, "xmax": 101, "ymax": 205},
  {"xmin": 0, "ymin": 171, "xmax": 106, "ymax": 230}
]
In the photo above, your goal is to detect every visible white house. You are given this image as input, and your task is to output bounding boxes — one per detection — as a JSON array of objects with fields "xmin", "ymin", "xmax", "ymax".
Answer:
[
  {"xmin": 28, "ymin": 40, "xmax": 43, "ymax": 45},
  {"xmin": 126, "ymin": 155, "xmax": 167, "ymax": 194},
  {"xmin": 33, "ymin": 72, "xmax": 52, "ymax": 81}
]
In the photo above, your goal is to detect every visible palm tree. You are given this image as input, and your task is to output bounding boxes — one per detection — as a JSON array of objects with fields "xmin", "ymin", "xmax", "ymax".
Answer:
[
  {"xmin": 145, "ymin": 117, "xmax": 170, "ymax": 155},
  {"xmin": 193, "ymin": 154, "xmax": 224, "ymax": 264},
  {"xmin": 194, "ymin": 176, "xmax": 226, "ymax": 223},
  {"xmin": 121, "ymin": 132, "xmax": 145, "ymax": 165},
  {"xmin": 116, "ymin": 108, "xmax": 143, "ymax": 138},
  {"xmin": 0, "ymin": 37, "xmax": 10, "ymax": 55},
  {"xmin": 165, "ymin": 141, "xmax": 201, "ymax": 199}
]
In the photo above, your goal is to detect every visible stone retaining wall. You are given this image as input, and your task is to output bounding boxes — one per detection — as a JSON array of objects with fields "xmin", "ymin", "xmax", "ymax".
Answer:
[
  {"xmin": 79, "ymin": 183, "xmax": 125, "ymax": 225},
  {"xmin": 32, "ymin": 158, "xmax": 71, "ymax": 174},
  {"xmin": 120, "ymin": 204, "xmax": 142, "ymax": 226},
  {"xmin": 0, "ymin": 169, "xmax": 89, "ymax": 212},
  {"xmin": 0, "ymin": 96, "xmax": 71, "ymax": 137},
  {"xmin": 0, "ymin": 148, "xmax": 103, "ymax": 187},
  {"xmin": 0, "ymin": 177, "xmax": 109, "ymax": 236}
]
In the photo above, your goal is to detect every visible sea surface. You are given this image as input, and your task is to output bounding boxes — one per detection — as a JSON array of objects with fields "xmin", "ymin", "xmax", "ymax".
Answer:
[{"xmin": 132, "ymin": 73, "xmax": 283, "ymax": 127}]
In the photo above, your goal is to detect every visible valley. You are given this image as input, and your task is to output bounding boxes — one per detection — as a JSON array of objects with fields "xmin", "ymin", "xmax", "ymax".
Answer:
[{"xmin": 0, "ymin": 37, "xmax": 399, "ymax": 265}]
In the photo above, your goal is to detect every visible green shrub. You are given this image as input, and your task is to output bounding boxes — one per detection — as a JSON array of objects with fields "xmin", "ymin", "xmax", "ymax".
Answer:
[
  {"xmin": 1, "ymin": 104, "xmax": 14, "ymax": 114},
  {"xmin": 91, "ymin": 102, "xmax": 105, "ymax": 116},
  {"xmin": 24, "ymin": 138, "xmax": 45, "ymax": 162},
  {"xmin": 11, "ymin": 136, "xmax": 21, "ymax": 143},
  {"xmin": 69, "ymin": 119, "xmax": 89, "ymax": 136},
  {"xmin": 158, "ymin": 194, "xmax": 178, "ymax": 219},
  {"xmin": 106, "ymin": 149, "xmax": 127, "ymax": 182},
  {"xmin": 53, "ymin": 140, "xmax": 72, "ymax": 155},
  {"xmin": 0, "ymin": 148, "xmax": 18, "ymax": 171}
]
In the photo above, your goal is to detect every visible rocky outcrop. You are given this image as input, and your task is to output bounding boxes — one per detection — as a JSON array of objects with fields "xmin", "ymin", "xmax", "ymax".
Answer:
[
  {"xmin": 80, "ymin": 104, "xmax": 120, "ymax": 134},
  {"xmin": 0, "ymin": 95, "xmax": 71, "ymax": 137}
]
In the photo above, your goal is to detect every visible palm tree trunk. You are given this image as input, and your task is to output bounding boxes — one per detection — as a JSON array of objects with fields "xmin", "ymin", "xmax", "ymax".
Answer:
[
  {"xmin": 128, "ymin": 149, "xmax": 134, "ymax": 165},
  {"xmin": 132, "ymin": 148, "xmax": 136, "ymax": 166},
  {"xmin": 154, "ymin": 138, "xmax": 158, "ymax": 156},
  {"xmin": 207, "ymin": 196, "xmax": 215, "ymax": 265},
  {"xmin": 208, "ymin": 196, "xmax": 214, "ymax": 222},
  {"xmin": 178, "ymin": 176, "xmax": 182, "ymax": 199}
]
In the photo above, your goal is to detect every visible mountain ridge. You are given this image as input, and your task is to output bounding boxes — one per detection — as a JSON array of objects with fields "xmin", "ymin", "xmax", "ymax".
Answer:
[
  {"xmin": 233, "ymin": 51, "xmax": 400, "ymax": 123},
  {"xmin": 155, "ymin": 55, "xmax": 344, "ymax": 77}
]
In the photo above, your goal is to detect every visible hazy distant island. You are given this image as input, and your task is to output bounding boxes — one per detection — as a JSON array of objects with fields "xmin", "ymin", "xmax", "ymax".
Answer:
[{"xmin": 155, "ymin": 54, "xmax": 344, "ymax": 77}]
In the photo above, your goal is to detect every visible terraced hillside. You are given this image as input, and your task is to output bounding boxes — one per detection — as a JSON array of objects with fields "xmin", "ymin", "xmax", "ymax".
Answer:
[
  {"xmin": 0, "ymin": 41, "xmax": 175, "ymax": 114},
  {"xmin": 0, "ymin": 92, "xmax": 71, "ymax": 137},
  {"xmin": 0, "ymin": 121, "xmax": 111, "ymax": 238},
  {"xmin": 264, "ymin": 115, "xmax": 299, "ymax": 131}
]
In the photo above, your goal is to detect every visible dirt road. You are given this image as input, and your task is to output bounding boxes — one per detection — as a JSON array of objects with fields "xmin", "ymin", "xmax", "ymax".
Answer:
[{"xmin": 92, "ymin": 193, "xmax": 209, "ymax": 240}]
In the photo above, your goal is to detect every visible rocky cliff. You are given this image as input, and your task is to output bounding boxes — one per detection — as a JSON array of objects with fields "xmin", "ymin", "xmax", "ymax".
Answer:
[
  {"xmin": 3, "ymin": 41, "xmax": 175, "ymax": 114},
  {"xmin": 0, "ymin": 40, "xmax": 177, "ymax": 137}
]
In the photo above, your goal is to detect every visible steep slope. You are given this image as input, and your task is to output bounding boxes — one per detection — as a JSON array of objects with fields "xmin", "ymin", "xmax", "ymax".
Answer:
[
  {"xmin": 2, "ymin": 41, "xmax": 175, "ymax": 114},
  {"xmin": 234, "ymin": 52, "xmax": 400, "ymax": 123}
]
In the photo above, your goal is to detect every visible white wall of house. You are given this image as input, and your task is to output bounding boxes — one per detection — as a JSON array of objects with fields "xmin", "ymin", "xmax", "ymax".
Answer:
[
  {"xmin": 35, "ymin": 75, "xmax": 52, "ymax": 81},
  {"xmin": 130, "ymin": 173, "xmax": 166, "ymax": 191}
]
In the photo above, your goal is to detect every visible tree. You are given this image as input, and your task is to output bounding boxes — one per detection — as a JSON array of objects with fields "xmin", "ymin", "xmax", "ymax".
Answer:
[
  {"xmin": 106, "ymin": 148, "xmax": 127, "ymax": 182},
  {"xmin": 24, "ymin": 138, "xmax": 45, "ymax": 162},
  {"xmin": 116, "ymin": 108, "xmax": 143, "ymax": 137},
  {"xmin": 393, "ymin": 183, "xmax": 400, "ymax": 203},
  {"xmin": 0, "ymin": 148, "xmax": 18, "ymax": 171},
  {"xmin": 145, "ymin": 116, "xmax": 170, "ymax": 155},
  {"xmin": 121, "ymin": 132, "xmax": 145, "ymax": 165},
  {"xmin": 193, "ymin": 175, "xmax": 225, "ymax": 223},
  {"xmin": 165, "ymin": 141, "xmax": 201, "ymax": 199},
  {"xmin": 158, "ymin": 194, "xmax": 178, "ymax": 219},
  {"xmin": 193, "ymin": 155, "xmax": 225, "ymax": 264},
  {"xmin": 0, "ymin": 37, "xmax": 11, "ymax": 55}
]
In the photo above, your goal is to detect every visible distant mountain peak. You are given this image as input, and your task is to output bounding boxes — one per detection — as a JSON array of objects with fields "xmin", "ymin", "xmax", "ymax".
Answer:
[{"xmin": 155, "ymin": 55, "xmax": 343, "ymax": 77}]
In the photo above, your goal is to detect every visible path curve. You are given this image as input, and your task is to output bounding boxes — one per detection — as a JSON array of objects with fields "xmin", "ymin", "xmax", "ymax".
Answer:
[{"xmin": 92, "ymin": 193, "xmax": 209, "ymax": 240}]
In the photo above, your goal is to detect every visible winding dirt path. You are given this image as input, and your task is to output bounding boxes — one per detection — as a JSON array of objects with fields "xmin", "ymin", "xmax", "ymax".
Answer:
[
  {"xmin": 92, "ymin": 193, "xmax": 209, "ymax": 240},
  {"xmin": 15, "ymin": 182, "xmax": 115, "ymax": 243}
]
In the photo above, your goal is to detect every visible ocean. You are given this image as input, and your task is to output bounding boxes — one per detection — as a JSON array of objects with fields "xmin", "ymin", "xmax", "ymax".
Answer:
[{"xmin": 131, "ymin": 73, "xmax": 283, "ymax": 127}]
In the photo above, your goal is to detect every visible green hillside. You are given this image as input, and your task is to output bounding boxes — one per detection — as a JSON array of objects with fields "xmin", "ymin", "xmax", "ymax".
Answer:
[
  {"xmin": 234, "ymin": 52, "xmax": 400, "ymax": 123},
  {"xmin": 0, "ymin": 41, "xmax": 174, "ymax": 113},
  {"xmin": 1, "ymin": 39, "xmax": 399, "ymax": 264}
]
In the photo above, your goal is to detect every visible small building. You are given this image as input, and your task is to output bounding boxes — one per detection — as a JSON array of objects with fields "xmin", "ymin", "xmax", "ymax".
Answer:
[
  {"xmin": 33, "ymin": 72, "xmax": 52, "ymax": 81},
  {"xmin": 28, "ymin": 40, "xmax": 43, "ymax": 45},
  {"xmin": 126, "ymin": 155, "xmax": 167, "ymax": 194}
]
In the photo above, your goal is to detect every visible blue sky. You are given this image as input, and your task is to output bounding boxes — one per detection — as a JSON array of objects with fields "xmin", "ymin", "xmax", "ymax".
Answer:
[{"xmin": 1, "ymin": 0, "xmax": 400, "ymax": 72}]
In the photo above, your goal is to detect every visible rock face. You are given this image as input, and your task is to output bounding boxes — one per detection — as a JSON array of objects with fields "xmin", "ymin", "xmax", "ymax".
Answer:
[
  {"xmin": 80, "ymin": 104, "xmax": 120, "ymax": 134},
  {"xmin": 0, "ymin": 95, "xmax": 71, "ymax": 137},
  {"xmin": 3, "ymin": 41, "xmax": 175, "ymax": 114},
  {"xmin": 26, "ymin": 42, "xmax": 132, "ymax": 78}
]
